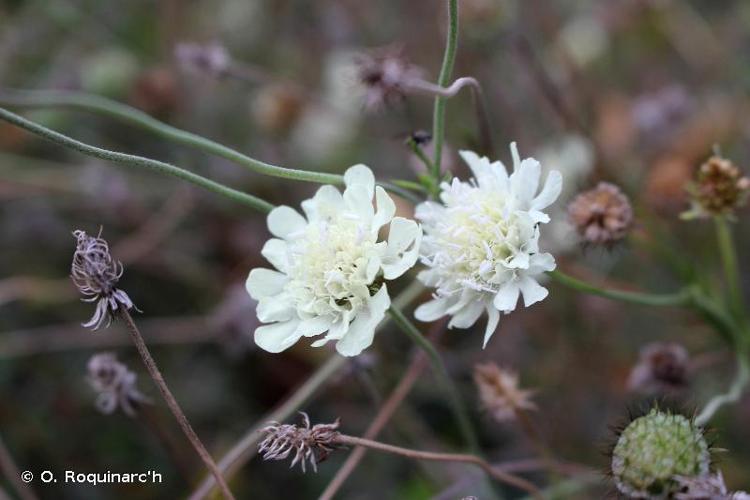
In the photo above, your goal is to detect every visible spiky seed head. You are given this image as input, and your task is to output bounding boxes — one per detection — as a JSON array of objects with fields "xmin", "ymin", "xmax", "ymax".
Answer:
[
  {"xmin": 86, "ymin": 352, "xmax": 150, "ymax": 416},
  {"xmin": 612, "ymin": 408, "xmax": 710, "ymax": 499},
  {"xmin": 474, "ymin": 362, "xmax": 536, "ymax": 423},
  {"xmin": 258, "ymin": 413, "xmax": 342, "ymax": 473}
]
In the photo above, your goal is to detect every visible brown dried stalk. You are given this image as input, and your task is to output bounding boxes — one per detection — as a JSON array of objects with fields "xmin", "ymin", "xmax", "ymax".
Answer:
[{"xmin": 119, "ymin": 309, "xmax": 235, "ymax": 499}]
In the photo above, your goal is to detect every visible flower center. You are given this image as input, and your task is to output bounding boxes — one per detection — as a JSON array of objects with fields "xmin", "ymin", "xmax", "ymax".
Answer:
[{"xmin": 286, "ymin": 216, "xmax": 379, "ymax": 316}]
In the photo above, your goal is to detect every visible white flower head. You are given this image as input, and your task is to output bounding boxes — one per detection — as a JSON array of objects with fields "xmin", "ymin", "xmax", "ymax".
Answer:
[
  {"xmin": 414, "ymin": 143, "xmax": 562, "ymax": 347},
  {"xmin": 246, "ymin": 165, "xmax": 421, "ymax": 357}
]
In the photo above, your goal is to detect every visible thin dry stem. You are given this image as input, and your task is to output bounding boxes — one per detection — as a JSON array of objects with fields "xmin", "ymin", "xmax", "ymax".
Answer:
[
  {"xmin": 118, "ymin": 309, "xmax": 235, "ymax": 500},
  {"xmin": 332, "ymin": 435, "xmax": 542, "ymax": 497},
  {"xmin": 319, "ymin": 349, "xmax": 430, "ymax": 500}
]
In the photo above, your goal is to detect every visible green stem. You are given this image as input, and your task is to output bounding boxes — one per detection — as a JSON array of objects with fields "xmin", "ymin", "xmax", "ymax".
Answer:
[
  {"xmin": 549, "ymin": 270, "xmax": 692, "ymax": 307},
  {"xmin": 0, "ymin": 89, "xmax": 341, "ymax": 185},
  {"xmin": 431, "ymin": 0, "xmax": 459, "ymax": 185},
  {"xmin": 387, "ymin": 307, "xmax": 479, "ymax": 452},
  {"xmin": 0, "ymin": 107, "xmax": 273, "ymax": 213},
  {"xmin": 714, "ymin": 216, "xmax": 746, "ymax": 323},
  {"xmin": 695, "ymin": 352, "xmax": 750, "ymax": 426}
]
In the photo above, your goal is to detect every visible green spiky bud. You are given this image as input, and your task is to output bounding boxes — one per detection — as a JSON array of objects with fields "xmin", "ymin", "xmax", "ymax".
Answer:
[{"xmin": 612, "ymin": 408, "xmax": 710, "ymax": 498}]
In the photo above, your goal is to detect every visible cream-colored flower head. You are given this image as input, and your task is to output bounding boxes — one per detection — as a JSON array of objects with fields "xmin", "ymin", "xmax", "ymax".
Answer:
[
  {"xmin": 246, "ymin": 165, "xmax": 421, "ymax": 357},
  {"xmin": 415, "ymin": 143, "xmax": 561, "ymax": 347}
]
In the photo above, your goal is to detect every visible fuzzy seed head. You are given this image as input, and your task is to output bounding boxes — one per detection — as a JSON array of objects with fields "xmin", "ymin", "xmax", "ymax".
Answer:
[
  {"xmin": 258, "ymin": 413, "xmax": 341, "ymax": 473},
  {"xmin": 474, "ymin": 362, "xmax": 536, "ymax": 423},
  {"xmin": 71, "ymin": 229, "xmax": 136, "ymax": 329},
  {"xmin": 355, "ymin": 46, "xmax": 423, "ymax": 109},
  {"xmin": 685, "ymin": 155, "xmax": 750, "ymax": 218},
  {"xmin": 612, "ymin": 409, "xmax": 710, "ymax": 499},
  {"xmin": 568, "ymin": 182, "xmax": 633, "ymax": 245}
]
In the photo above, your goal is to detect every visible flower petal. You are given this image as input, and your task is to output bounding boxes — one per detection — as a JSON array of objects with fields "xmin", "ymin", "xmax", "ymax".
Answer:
[
  {"xmin": 382, "ymin": 218, "xmax": 422, "ymax": 279},
  {"xmin": 343, "ymin": 184, "xmax": 375, "ymax": 223},
  {"xmin": 256, "ymin": 296, "xmax": 295, "ymax": 322},
  {"xmin": 344, "ymin": 164, "xmax": 375, "ymax": 197},
  {"xmin": 267, "ymin": 205, "xmax": 307, "ymax": 239},
  {"xmin": 261, "ymin": 238, "xmax": 289, "ymax": 272},
  {"xmin": 447, "ymin": 299, "xmax": 484, "ymax": 329},
  {"xmin": 531, "ymin": 170, "xmax": 562, "ymax": 212},
  {"xmin": 518, "ymin": 276, "xmax": 549, "ymax": 307},
  {"xmin": 414, "ymin": 296, "xmax": 452, "ymax": 322},
  {"xmin": 295, "ymin": 316, "xmax": 332, "ymax": 337},
  {"xmin": 372, "ymin": 186, "xmax": 396, "ymax": 230},
  {"xmin": 246, "ymin": 268, "xmax": 288, "ymax": 300},
  {"xmin": 493, "ymin": 282, "xmax": 520, "ymax": 312},
  {"xmin": 528, "ymin": 252, "xmax": 556, "ymax": 273},
  {"xmin": 511, "ymin": 158, "xmax": 542, "ymax": 207},
  {"xmin": 301, "ymin": 185, "xmax": 343, "ymax": 221},
  {"xmin": 482, "ymin": 306, "xmax": 500, "ymax": 348},
  {"xmin": 254, "ymin": 319, "xmax": 302, "ymax": 353},
  {"xmin": 335, "ymin": 285, "xmax": 390, "ymax": 357}
]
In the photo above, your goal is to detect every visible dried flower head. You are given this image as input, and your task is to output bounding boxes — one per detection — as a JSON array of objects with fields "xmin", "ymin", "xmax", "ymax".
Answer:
[
  {"xmin": 611, "ymin": 408, "xmax": 710, "ymax": 499},
  {"xmin": 568, "ymin": 182, "xmax": 633, "ymax": 246},
  {"xmin": 683, "ymin": 155, "xmax": 750, "ymax": 219},
  {"xmin": 258, "ymin": 413, "xmax": 342, "ymax": 473},
  {"xmin": 474, "ymin": 362, "xmax": 536, "ymax": 423},
  {"xmin": 174, "ymin": 42, "xmax": 231, "ymax": 78},
  {"xmin": 627, "ymin": 342, "xmax": 690, "ymax": 394},
  {"xmin": 87, "ymin": 352, "xmax": 150, "ymax": 416},
  {"xmin": 71, "ymin": 229, "xmax": 136, "ymax": 330},
  {"xmin": 355, "ymin": 46, "xmax": 424, "ymax": 109}
]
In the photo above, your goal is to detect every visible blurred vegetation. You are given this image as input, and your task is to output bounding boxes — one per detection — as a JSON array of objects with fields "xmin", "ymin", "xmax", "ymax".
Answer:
[{"xmin": 1, "ymin": 0, "xmax": 750, "ymax": 498}]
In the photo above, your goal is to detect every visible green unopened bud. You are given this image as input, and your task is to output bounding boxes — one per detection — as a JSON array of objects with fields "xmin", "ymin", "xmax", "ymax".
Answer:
[{"xmin": 612, "ymin": 408, "xmax": 710, "ymax": 498}]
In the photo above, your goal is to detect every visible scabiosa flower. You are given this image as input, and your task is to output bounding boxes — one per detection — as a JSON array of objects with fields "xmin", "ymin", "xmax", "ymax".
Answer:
[
  {"xmin": 258, "ymin": 413, "xmax": 341, "ymax": 473},
  {"xmin": 414, "ymin": 143, "xmax": 562, "ymax": 347},
  {"xmin": 568, "ymin": 182, "xmax": 633, "ymax": 246},
  {"xmin": 246, "ymin": 165, "xmax": 421, "ymax": 357},
  {"xmin": 474, "ymin": 362, "xmax": 536, "ymax": 423},
  {"xmin": 683, "ymin": 154, "xmax": 750, "ymax": 219},
  {"xmin": 611, "ymin": 408, "xmax": 710, "ymax": 499},
  {"xmin": 71, "ymin": 229, "xmax": 136, "ymax": 330},
  {"xmin": 87, "ymin": 352, "xmax": 150, "ymax": 416}
]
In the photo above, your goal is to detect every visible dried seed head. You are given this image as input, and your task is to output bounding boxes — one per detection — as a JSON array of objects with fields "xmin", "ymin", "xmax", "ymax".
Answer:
[
  {"xmin": 258, "ymin": 413, "xmax": 342, "ymax": 473},
  {"xmin": 355, "ymin": 46, "xmax": 424, "ymax": 110},
  {"xmin": 473, "ymin": 362, "xmax": 536, "ymax": 423},
  {"xmin": 611, "ymin": 408, "xmax": 710, "ymax": 499},
  {"xmin": 568, "ymin": 182, "xmax": 633, "ymax": 246},
  {"xmin": 174, "ymin": 42, "xmax": 231, "ymax": 78},
  {"xmin": 627, "ymin": 342, "xmax": 690, "ymax": 394},
  {"xmin": 87, "ymin": 352, "xmax": 150, "ymax": 417},
  {"xmin": 71, "ymin": 229, "xmax": 136, "ymax": 330},
  {"xmin": 684, "ymin": 155, "xmax": 750, "ymax": 219}
]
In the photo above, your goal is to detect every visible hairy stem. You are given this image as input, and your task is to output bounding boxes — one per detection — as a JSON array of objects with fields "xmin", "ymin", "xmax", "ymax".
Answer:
[
  {"xmin": 431, "ymin": 0, "xmax": 459, "ymax": 184},
  {"xmin": 387, "ymin": 307, "xmax": 479, "ymax": 451},
  {"xmin": 549, "ymin": 270, "xmax": 692, "ymax": 307},
  {"xmin": 118, "ymin": 310, "xmax": 235, "ymax": 500},
  {"xmin": 333, "ymin": 435, "xmax": 541, "ymax": 497},
  {"xmin": 0, "ymin": 108, "xmax": 273, "ymax": 213},
  {"xmin": 0, "ymin": 89, "xmax": 340, "ymax": 185},
  {"xmin": 0, "ymin": 89, "xmax": 424, "ymax": 204}
]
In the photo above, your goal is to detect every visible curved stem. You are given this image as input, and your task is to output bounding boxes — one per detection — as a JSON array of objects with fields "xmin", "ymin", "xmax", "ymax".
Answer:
[
  {"xmin": 0, "ymin": 89, "xmax": 341, "ymax": 185},
  {"xmin": 387, "ymin": 307, "xmax": 479, "ymax": 452},
  {"xmin": 431, "ymin": 0, "xmax": 459, "ymax": 184},
  {"xmin": 119, "ymin": 310, "xmax": 235, "ymax": 500},
  {"xmin": 695, "ymin": 353, "xmax": 750, "ymax": 426},
  {"xmin": 0, "ymin": 107, "xmax": 273, "ymax": 213},
  {"xmin": 549, "ymin": 270, "xmax": 692, "ymax": 307},
  {"xmin": 334, "ymin": 435, "xmax": 541, "ymax": 497}
]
